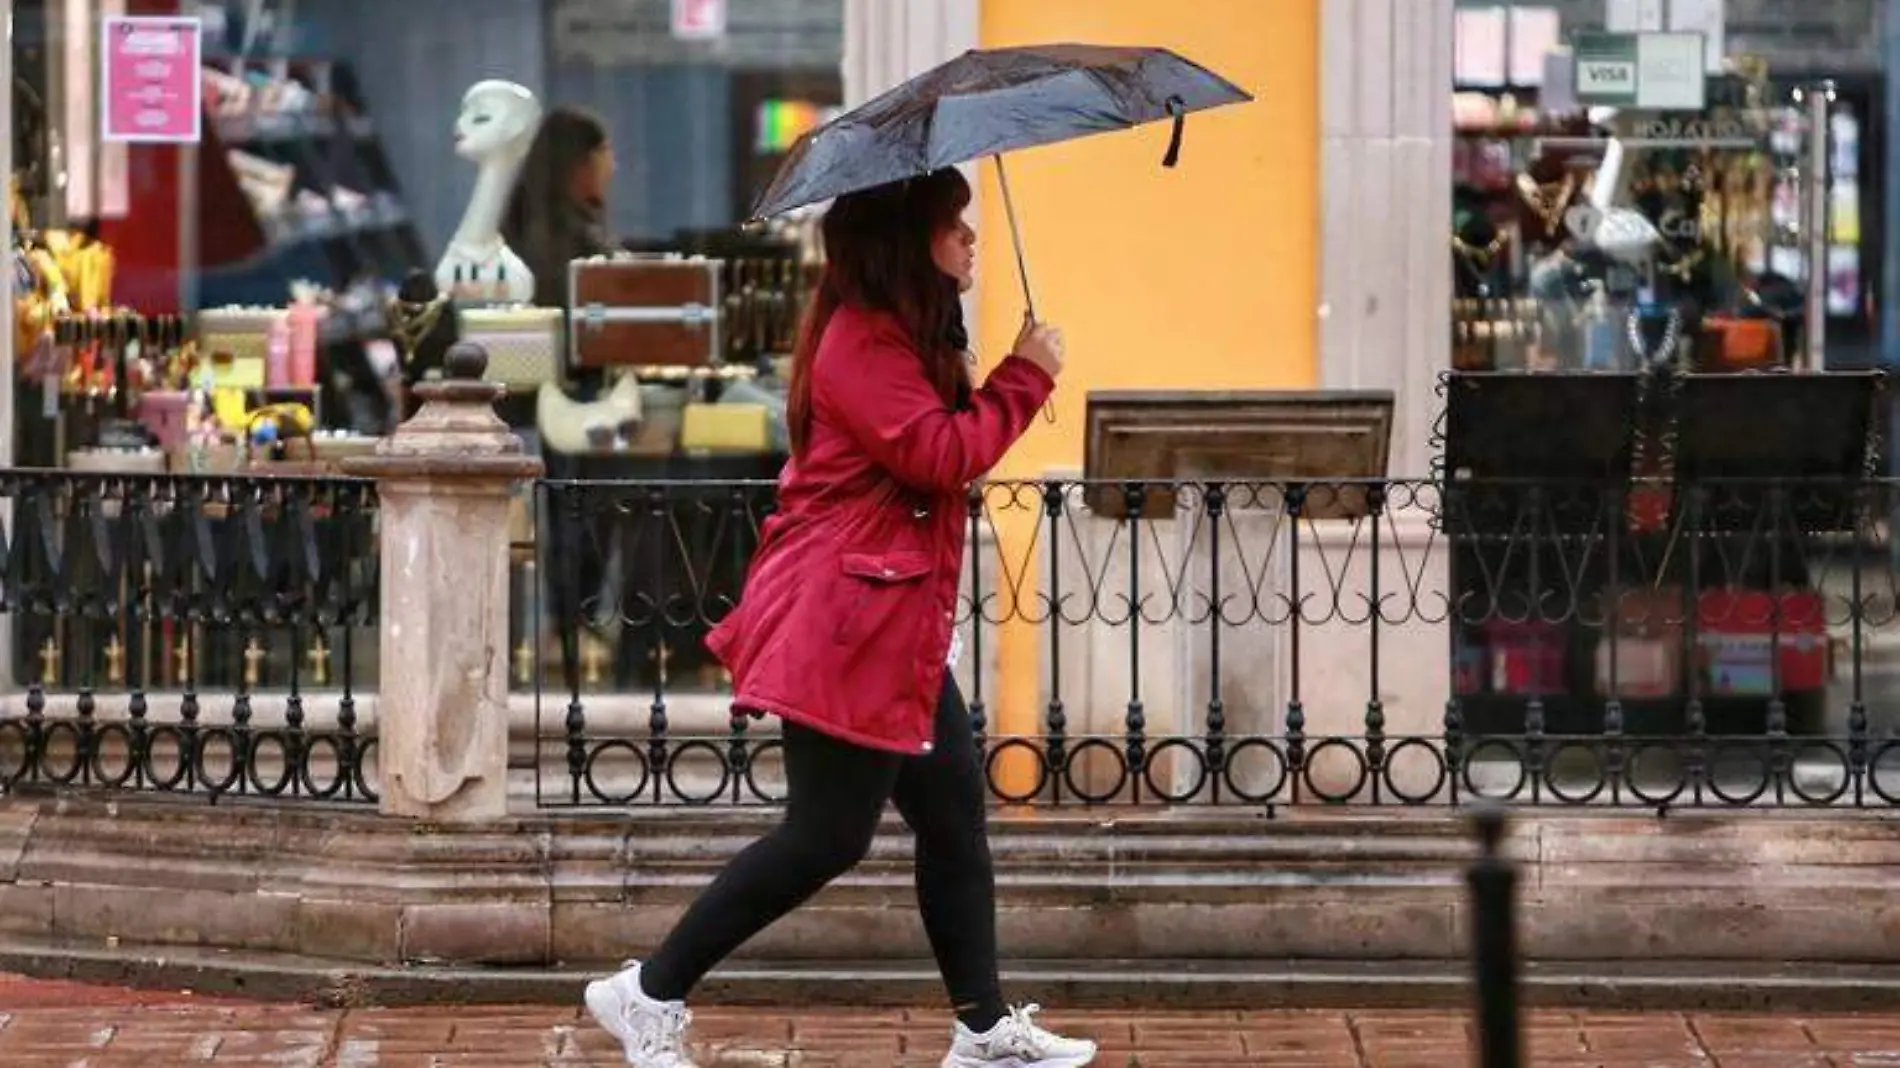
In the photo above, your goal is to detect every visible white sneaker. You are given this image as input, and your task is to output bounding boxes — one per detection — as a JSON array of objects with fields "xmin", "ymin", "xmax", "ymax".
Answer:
[
  {"xmin": 583, "ymin": 960, "xmax": 698, "ymax": 1068},
  {"xmin": 941, "ymin": 1004, "xmax": 1098, "ymax": 1068}
]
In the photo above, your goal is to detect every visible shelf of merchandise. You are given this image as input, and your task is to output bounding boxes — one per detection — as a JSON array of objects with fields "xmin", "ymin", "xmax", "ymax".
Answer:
[{"xmin": 194, "ymin": 56, "xmax": 427, "ymax": 322}]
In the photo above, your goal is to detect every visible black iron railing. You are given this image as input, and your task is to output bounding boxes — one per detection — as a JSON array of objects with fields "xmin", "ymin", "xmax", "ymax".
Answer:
[
  {"xmin": 532, "ymin": 475, "xmax": 1900, "ymax": 809},
  {"xmin": 0, "ymin": 472, "xmax": 379, "ymax": 803}
]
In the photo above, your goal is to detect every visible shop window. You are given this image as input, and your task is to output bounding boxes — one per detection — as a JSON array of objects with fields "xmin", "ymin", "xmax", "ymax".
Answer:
[
  {"xmin": 1450, "ymin": 1, "xmax": 1883, "ymax": 376},
  {"xmin": 8, "ymin": 0, "xmax": 840, "ymax": 702},
  {"xmin": 1444, "ymin": 1, "xmax": 1894, "ymax": 756}
]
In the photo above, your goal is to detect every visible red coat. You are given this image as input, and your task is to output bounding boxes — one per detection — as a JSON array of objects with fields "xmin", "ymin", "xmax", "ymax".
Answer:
[{"xmin": 706, "ymin": 303, "xmax": 1054, "ymax": 754}]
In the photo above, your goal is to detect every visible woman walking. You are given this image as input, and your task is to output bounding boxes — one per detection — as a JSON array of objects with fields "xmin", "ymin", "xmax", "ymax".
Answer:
[
  {"xmin": 581, "ymin": 167, "xmax": 1094, "ymax": 1068},
  {"xmin": 502, "ymin": 105, "xmax": 617, "ymax": 309}
]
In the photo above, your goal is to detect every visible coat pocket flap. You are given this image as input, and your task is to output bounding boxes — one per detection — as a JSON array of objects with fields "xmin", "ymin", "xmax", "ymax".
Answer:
[{"xmin": 841, "ymin": 550, "xmax": 933, "ymax": 583}]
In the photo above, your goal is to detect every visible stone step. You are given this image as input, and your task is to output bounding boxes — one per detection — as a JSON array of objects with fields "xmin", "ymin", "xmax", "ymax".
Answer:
[
  {"xmin": 4, "ymin": 935, "xmax": 1900, "ymax": 1013},
  {"xmin": 13, "ymin": 796, "xmax": 1900, "ymax": 973}
]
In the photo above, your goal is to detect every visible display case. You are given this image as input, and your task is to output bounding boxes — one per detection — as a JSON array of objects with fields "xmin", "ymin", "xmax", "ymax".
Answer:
[{"xmin": 568, "ymin": 254, "xmax": 723, "ymax": 371}]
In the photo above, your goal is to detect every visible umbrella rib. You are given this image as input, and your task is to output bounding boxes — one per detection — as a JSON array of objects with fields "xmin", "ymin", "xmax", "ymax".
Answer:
[
  {"xmin": 919, "ymin": 93, "xmax": 947, "ymax": 173},
  {"xmin": 1076, "ymin": 65, "xmax": 1142, "ymax": 123},
  {"xmin": 1094, "ymin": 62, "xmax": 1181, "ymax": 122}
]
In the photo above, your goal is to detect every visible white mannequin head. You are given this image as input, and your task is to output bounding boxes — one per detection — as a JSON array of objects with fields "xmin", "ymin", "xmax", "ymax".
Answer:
[{"xmin": 454, "ymin": 80, "xmax": 542, "ymax": 164}]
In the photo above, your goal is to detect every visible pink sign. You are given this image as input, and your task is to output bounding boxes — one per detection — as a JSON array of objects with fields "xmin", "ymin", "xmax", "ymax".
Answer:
[
  {"xmin": 671, "ymin": 0, "xmax": 727, "ymax": 40},
  {"xmin": 101, "ymin": 15, "xmax": 202, "ymax": 144}
]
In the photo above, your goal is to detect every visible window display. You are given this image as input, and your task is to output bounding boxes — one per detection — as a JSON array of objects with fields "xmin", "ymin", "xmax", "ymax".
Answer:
[
  {"xmin": 1450, "ymin": 4, "xmax": 1884, "ymax": 377},
  {"xmin": 1444, "ymin": 2, "xmax": 1891, "ymax": 749},
  {"xmin": 2, "ymin": 0, "xmax": 844, "ymax": 700},
  {"xmin": 1453, "ymin": 77, "xmax": 1801, "ymax": 375}
]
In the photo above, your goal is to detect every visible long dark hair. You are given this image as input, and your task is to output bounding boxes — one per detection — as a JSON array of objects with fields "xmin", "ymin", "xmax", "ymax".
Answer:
[
  {"xmin": 503, "ymin": 106, "xmax": 608, "ymax": 299},
  {"xmin": 787, "ymin": 168, "xmax": 972, "ymax": 456}
]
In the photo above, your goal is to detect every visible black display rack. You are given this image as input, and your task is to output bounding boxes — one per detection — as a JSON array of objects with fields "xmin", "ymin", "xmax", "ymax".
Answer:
[
  {"xmin": 1442, "ymin": 369, "xmax": 1886, "ymax": 738},
  {"xmin": 195, "ymin": 56, "xmax": 428, "ymax": 321}
]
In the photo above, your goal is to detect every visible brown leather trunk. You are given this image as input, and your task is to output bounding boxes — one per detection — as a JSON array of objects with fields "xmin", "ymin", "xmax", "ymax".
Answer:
[{"xmin": 568, "ymin": 257, "xmax": 723, "ymax": 370}]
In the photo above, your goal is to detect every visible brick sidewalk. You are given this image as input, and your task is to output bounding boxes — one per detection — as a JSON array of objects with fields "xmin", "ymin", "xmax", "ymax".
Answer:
[{"xmin": 0, "ymin": 977, "xmax": 1896, "ymax": 1066}]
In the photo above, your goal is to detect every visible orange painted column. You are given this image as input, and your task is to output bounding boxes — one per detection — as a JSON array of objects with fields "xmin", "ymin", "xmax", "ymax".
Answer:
[{"xmin": 972, "ymin": 0, "xmax": 1323, "ymax": 762}]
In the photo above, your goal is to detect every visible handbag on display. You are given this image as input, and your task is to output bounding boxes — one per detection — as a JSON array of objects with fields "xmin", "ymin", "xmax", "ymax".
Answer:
[
  {"xmin": 680, "ymin": 402, "xmax": 770, "ymax": 455},
  {"xmin": 567, "ymin": 253, "xmax": 723, "ymax": 371},
  {"xmin": 535, "ymin": 373, "xmax": 647, "ymax": 455},
  {"xmin": 1696, "ymin": 588, "xmax": 1827, "ymax": 695},
  {"xmin": 458, "ymin": 304, "xmax": 563, "ymax": 388},
  {"xmin": 1481, "ymin": 619, "xmax": 1566, "ymax": 696},
  {"xmin": 1595, "ymin": 587, "xmax": 1684, "ymax": 698},
  {"xmin": 1698, "ymin": 316, "xmax": 1783, "ymax": 371}
]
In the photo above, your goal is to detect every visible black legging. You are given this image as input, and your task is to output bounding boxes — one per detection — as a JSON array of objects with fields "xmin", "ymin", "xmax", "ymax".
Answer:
[{"xmin": 641, "ymin": 677, "xmax": 1005, "ymax": 1030}]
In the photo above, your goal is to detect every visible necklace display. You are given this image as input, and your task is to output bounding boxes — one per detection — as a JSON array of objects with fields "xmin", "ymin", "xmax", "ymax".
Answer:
[
  {"xmin": 1516, "ymin": 172, "xmax": 1577, "ymax": 236},
  {"xmin": 1625, "ymin": 307, "xmax": 1684, "ymax": 366},
  {"xmin": 1452, "ymin": 230, "xmax": 1509, "ymax": 298},
  {"xmin": 1659, "ymin": 246, "xmax": 1706, "ymax": 282},
  {"xmin": 1451, "ymin": 230, "xmax": 1508, "ymax": 267},
  {"xmin": 1624, "ymin": 354, "xmax": 1684, "ymax": 534}
]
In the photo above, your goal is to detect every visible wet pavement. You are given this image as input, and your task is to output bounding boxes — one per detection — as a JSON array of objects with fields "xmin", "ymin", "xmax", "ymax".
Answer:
[{"xmin": 2, "ymin": 975, "xmax": 1899, "ymax": 1065}]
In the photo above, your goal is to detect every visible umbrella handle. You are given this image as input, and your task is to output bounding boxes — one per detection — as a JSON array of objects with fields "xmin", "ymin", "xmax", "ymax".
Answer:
[
  {"xmin": 993, "ymin": 156, "xmax": 1037, "ymax": 322},
  {"xmin": 994, "ymin": 155, "xmax": 1055, "ymax": 425}
]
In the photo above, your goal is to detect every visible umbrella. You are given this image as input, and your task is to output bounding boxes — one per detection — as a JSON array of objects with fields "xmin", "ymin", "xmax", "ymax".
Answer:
[{"xmin": 750, "ymin": 44, "xmax": 1253, "ymax": 318}]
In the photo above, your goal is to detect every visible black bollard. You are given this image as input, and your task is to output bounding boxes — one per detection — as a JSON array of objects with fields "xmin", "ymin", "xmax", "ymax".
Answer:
[{"xmin": 1468, "ymin": 803, "xmax": 1523, "ymax": 1068}]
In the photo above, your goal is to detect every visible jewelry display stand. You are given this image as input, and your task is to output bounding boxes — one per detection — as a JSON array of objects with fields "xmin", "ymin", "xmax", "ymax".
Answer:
[
  {"xmin": 1449, "ymin": 64, "xmax": 1811, "ymax": 376},
  {"xmin": 434, "ymin": 80, "xmax": 542, "ymax": 305}
]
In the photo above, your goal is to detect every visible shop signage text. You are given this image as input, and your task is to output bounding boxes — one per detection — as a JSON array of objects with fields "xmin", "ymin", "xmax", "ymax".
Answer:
[
  {"xmin": 1573, "ymin": 31, "xmax": 1707, "ymax": 112},
  {"xmin": 1575, "ymin": 32, "xmax": 1638, "ymax": 105},
  {"xmin": 1634, "ymin": 32, "xmax": 1706, "ymax": 111},
  {"xmin": 671, "ymin": 0, "xmax": 727, "ymax": 40},
  {"xmin": 1630, "ymin": 117, "xmax": 1748, "ymax": 141},
  {"xmin": 101, "ymin": 15, "xmax": 203, "ymax": 144},
  {"xmin": 1578, "ymin": 58, "xmax": 1636, "ymax": 97}
]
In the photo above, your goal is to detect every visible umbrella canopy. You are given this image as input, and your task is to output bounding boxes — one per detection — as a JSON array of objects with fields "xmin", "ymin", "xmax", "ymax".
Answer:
[{"xmin": 750, "ymin": 44, "xmax": 1253, "ymax": 220}]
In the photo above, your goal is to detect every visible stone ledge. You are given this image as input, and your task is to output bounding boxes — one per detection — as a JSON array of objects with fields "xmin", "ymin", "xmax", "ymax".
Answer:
[{"xmin": 5, "ymin": 796, "xmax": 1900, "ymax": 972}]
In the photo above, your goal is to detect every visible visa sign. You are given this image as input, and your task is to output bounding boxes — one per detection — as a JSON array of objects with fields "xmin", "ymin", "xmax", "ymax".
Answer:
[
  {"xmin": 1573, "ymin": 32, "xmax": 1641, "ymax": 105},
  {"xmin": 1578, "ymin": 60, "xmax": 1635, "ymax": 94}
]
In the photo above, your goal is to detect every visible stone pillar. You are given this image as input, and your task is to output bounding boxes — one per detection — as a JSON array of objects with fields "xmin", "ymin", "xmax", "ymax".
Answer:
[
  {"xmin": 1318, "ymin": 0, "xmax": 1452, "ymax": 477},
  {"xmin": 343, "ymin": 344, "xmax": 543, "ymax": 821},
  {"xmin": 1306, "ymin": 0, "xmax": 1455, "ymax": 774},
  {"xmin": 842, "ymin": 0, "xmax": 979, "ymax": 108}
]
